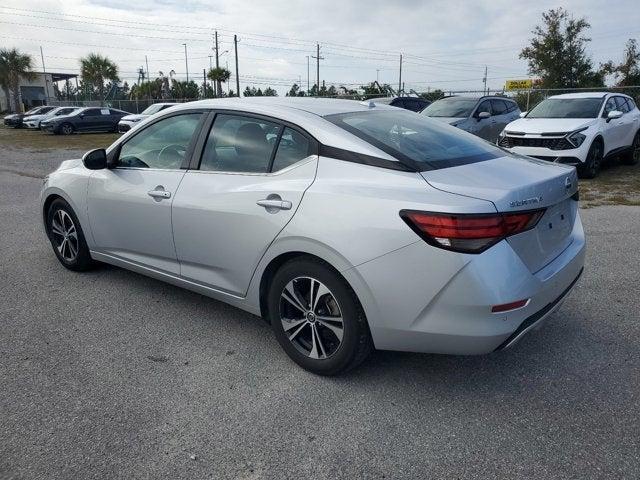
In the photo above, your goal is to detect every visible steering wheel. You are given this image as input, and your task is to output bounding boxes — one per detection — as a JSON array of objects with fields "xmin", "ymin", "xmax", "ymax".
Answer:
[{"xmin": 157, "ymin": 144, "xmax": 187, "ymax": 168}]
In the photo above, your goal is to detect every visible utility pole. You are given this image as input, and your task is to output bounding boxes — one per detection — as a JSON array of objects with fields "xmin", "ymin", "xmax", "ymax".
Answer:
[
  {"xmin": 214, "ymin": 31, "xmax": 220, "ymax": 96},
  {"xmin": 311, "ymin": 44, "xmax": 324, "ymax": 96},
  {"xmin": 40, "ymin": 46, "xmax": 49, "ymax": 104},
  {"xmin": 398, "ymin": 54, "xmax": 403, "ymax": 95},
  {"xmin": 234, "ymin": 35, "xmax": 240, "ymax": 97},
  {"xmin": 306, "ymin": 55, "xmax": 310, "ymax": 94},
  {"xmin": 482, "ymin": 65, "xmax": 487, "ymax": 95},
  {"xmin": 203, "ymin": 68, "xmax": 207, "ymax": 99},
  {"xmin": 145, "ymin": 55, "xmax": 150, "ymax": 82},
  {"xmin": 183, "ymin": 43, "xmax": 189, "ymax": 82}
]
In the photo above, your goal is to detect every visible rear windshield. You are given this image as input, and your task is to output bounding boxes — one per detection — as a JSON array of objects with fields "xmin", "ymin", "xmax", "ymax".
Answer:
[
  {"xmin": 527, "ymin": 98, "xmax": 604, "ymax": 118},
  {"xmin": 421, "ymin": 97, "xmax": 477, "ymax": 118},
  {"xmin": 325, "ymin": 109, "xmax": 504, "ymax": 170}
]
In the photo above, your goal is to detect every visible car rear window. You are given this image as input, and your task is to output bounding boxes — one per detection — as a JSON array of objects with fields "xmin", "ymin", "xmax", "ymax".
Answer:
[{"xmin": 325, "ymin": 109, "xmax": 504, "ymax": 171}]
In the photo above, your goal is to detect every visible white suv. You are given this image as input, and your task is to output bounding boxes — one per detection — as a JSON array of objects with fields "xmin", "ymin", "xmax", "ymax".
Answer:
[{"xmin": 498, "ymin": 92, "xmax": 640, "ymax": 178}]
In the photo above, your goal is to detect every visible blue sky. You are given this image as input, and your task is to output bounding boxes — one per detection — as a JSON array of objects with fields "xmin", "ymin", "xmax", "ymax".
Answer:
[{"xmin": 1, "ymin": 0, "xmax": 639, "ymax": 94}]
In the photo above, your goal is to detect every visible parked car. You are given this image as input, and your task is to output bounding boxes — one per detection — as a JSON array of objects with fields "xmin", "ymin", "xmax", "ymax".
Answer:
[
  {"xmin": 40, "ymin": 107, "xmax": 130, "ymax": 135},
  {"xmin": 422, "ymin": 96, "xmax": 521, "ymax": 142},
  {"xmin": 3, "ymin": 106, "xmax": 57, "ymax": 128},
  {"xmin": 118, "ymin": 102, "xmax": 178, "ymax": 133},
  {"xmin": 41, "ymin": 98, "xmax": 585, "ymax": 375},
  {"xmin": 498, "ymin": 92, "xmax": 640, "ymax": 178},
  {"xmin": 23, "ymin": 107, "xmax": 81, "ymax": 129},
  {"xmin": 369, "ymin": 96, "xmax": 431, "ymax": 112}
]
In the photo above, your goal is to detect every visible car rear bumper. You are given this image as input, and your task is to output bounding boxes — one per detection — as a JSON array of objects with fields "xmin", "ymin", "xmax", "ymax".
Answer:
[{"xmin": 352, "ymin": 210, "xmax": 586, "ymax": 355}]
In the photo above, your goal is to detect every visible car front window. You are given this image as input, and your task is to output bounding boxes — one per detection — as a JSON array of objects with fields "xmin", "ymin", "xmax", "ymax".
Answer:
[
  {"xmin": 117, "ymin": 113, "xmax": 202, "ymax": 169},
  {"xmin": 326, "ymin": 109, "xmax": 504, "ymax": 170},
  {"xmin": 527, "ymin": 98, "xmax": 603, "ymax": 118},
  {"xmin": 421, "ymin": 98, "xmax": 477, "ymax": 118}
]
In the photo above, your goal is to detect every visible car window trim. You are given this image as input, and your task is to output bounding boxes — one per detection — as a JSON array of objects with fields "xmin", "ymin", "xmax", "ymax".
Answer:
[
  {"xmin": 189, "ymin": 109, "xmax": 319, "ymax": 173},
  {"xmin": 107, "ymin": 109, "xmax": 208, "ymax": 170}
]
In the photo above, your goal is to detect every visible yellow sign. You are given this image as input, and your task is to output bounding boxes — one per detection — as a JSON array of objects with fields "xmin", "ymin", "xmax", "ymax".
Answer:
[{"xmin": 505, "ymin": 79, "xmax": 533, "ymax": 91}]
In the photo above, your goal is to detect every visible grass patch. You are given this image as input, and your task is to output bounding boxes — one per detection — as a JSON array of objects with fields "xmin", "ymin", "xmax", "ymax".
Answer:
[
  {"xmin": 579, "ymin": 156, "xmax": 640, "ymax": 208},
  {"xmin": 0, "ymin": 126, "xmax": 120, "ymax": 151}
]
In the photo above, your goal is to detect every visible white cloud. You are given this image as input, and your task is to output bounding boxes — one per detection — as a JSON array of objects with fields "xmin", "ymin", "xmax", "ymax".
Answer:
[{"xmin": 1, "ymin": 0, "xmax": 638, "ymax": 94}]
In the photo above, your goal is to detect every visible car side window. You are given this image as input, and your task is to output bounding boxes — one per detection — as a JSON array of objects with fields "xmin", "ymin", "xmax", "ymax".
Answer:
[
  {"xmin": 83, "ymin": 108, "xmax": 102, "ymax": 116},
  {"xmin": 603, "ymin": 98, "xmax": 617, "ymax": 117},
  {"xmin": 476, "ymin": 100, "xmax": 492, "ymax": 116},
  {"xmin": 271, "ymin": 127, "xmax": 313, "ymax": 171},
  {"xmin": 615, "ymin": 97, "xmax": 630, "ymax": 113},
  {"xmin": 505, "ymin": 101, "xmax": 518, "ymax": 113},
  {"xmin": 117, "ymin": 113, "xmax": 202, "ymax": 170},
  {"xmin": 200, "ymin": 114, "xmax": 280, "ymax": 173},
  {"xmin": 490, "ymin": 99, "xmax": 508, "ymax": 115}
]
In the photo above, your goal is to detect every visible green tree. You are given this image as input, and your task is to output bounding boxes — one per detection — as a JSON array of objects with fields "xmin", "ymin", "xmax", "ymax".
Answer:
[
  {"xmin": 80, "ymin": 53, "xmax": 119, "ymax": 105},
  {"xmin": 286, "ymin": 83, "xmax": 306, "ymax": 97},
  {"xmin": 0, "ymin": 48, "xmax": 36, "ymax": 112},
  {"xmin": 420, "ymin": 89, "xmax": 445, "ymax": 102},
  {"xmin": 170, "ymin": 80, "xmax": 199, "ymax": 99},
  {"xmin": 520, "ymin": 8, "xmax": 603, "ymax": 88},
  {"xmin": 207, "ymin": 67, "xmax": 231, "ymax": 97},
  {"xmin": 263, "ymin": 87, "xmax": 278, "ymax": 96},
  {"xmin": 131, "ymin": 79, "xmax": 163, "ymax": 99},
  {"xmin": 601, "ymin": 39, "xmax": 640, "ymax": 87}
]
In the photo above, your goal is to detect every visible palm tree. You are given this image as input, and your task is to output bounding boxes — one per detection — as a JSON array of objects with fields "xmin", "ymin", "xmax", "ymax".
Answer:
[
  {"xmin": 0, "ymin": 48, "xmax": 35, "ymax": 113},
  {"xmin": 80, "ymin": 53, "xmax": 119, "ymax": 105},
  {"xmin": 207, "ymin": 67, "xmax": 231, "ymax": 97}
]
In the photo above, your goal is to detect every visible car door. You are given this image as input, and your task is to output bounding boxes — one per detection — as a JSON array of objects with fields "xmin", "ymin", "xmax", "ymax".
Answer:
[
  {"xmin": 489, "ymin": 99, "xmax": 511, "ymax": 141},
  {"xmin": 472, "ymin": 100, "xmax": 494, "ymax": 141},
  {"xmin": 614, "ymin": 97, "xmax": 639, "ymax": 148},
  {"xmin": 601, "ymin": 97, "xmax": 626, "ymax": 153},
  {"xmin": 87, "ymin": 111, "xmax": 205, "ymax": 274},
  {"xmin": 77, "ymin": 108, "xmax": 103, "ymax": 131},
  {"xmin": 171, "ymin": 112, "xmax": 318, "ymax": 295}
]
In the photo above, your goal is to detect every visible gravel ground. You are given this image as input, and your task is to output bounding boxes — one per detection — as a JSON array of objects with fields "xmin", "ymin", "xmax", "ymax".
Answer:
[{"xmin": 0, "ymin": 146, "xmax": 639, "ymax": 479}]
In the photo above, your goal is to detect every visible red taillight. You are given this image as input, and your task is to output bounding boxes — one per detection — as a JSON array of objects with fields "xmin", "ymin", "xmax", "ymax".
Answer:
[
  {"xmin": 400, "ymin": 209, "xmax": 545, "ymax": 253},
  {"xmin": 491, "ymin": 299, "xmax": 529, "ymax": 313}
]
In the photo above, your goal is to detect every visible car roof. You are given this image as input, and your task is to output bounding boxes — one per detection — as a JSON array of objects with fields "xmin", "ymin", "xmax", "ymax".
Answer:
[
  {"xmin": 548, "ymin": 92, "xmax": 612, "ymax": 99},
  {"xmin": 178, "ymin": 97, "xmax": 398, "ymax": 117}
]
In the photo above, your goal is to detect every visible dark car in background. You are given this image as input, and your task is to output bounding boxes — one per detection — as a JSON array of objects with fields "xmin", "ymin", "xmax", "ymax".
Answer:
[
  {"xmin": 3, "ymin": 106, "xmax": 57, "ymax": 128},
  {"xmin": 40, "ymin": 107, "xmax": 130, "ymax": 135},
  {"xmin": 369, "ymin": 96, "xmax": 431, "ymax": 112}
]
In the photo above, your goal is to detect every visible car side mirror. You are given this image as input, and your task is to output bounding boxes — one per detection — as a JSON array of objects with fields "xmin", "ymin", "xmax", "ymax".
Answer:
[
  {"xmin": 477, "ymin": 111, "xmax": 491, "ymax": 120},
  {"xmin": 79, "ymin": 113, "xmax": 85, "ymax": 118},
  {"xmin": 519, "ymin": 111, "xmax": 528, "ymax": 118},
  {"xmin": 607, "ymin": 110, "xmax": 623, "ymax": 121},
  {"xmin": 82, "ymin": 148, "xmax": 107, "ymax": 170}
]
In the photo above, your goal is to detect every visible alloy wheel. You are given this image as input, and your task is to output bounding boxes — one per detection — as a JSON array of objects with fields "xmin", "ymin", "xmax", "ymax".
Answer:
[
  {"xmin": 279, "ymin": 277, "xmax": 344, "ymax": 359},
  {"xmin": 50, "ymin": 209, "xmax": 79, "ymax": 262}
]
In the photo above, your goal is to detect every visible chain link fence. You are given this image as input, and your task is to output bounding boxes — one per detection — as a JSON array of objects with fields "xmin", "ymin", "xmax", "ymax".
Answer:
[{"xmin": 47, "ymin": 86, "xmax": 640, "ymax": 114}]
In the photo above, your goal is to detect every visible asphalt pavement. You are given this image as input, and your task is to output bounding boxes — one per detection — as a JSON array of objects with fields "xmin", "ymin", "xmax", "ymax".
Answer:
[{"xmin": 0, "ymin": 148, "xmax": 638, "ymax": 479}]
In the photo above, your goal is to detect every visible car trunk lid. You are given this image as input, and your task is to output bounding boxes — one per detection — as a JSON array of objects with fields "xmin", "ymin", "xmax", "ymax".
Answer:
[{"xmin": 420, "ymin": 155, "xmax": 579, "ymax": 272}]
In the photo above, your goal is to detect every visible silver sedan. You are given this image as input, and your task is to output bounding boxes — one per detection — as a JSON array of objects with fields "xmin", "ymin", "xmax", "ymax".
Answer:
[{"xmin": 41, "ymin": 98, "xmax": 585, "ymax": 375}]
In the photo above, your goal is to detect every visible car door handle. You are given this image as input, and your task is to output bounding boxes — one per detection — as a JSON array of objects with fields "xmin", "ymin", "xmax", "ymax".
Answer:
[
  {"xmin": 257, "ymin": 199, "xmax": 292, "ymax": 210},
  {"xmin": 148, "ymin": 189, "xmax": 171, "ymax": 199}
]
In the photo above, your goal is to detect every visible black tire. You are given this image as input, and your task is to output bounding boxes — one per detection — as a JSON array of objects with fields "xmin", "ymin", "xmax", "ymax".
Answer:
[
  {"xmin": 267, "ymin": 257, "xmax": 372, "ymax": 375},
  {"xmin": 59, "ymin": 122, "xmax": 74, "ymax": 135},
  {"xmin": 579, "ymin": 140, "xmax": 603, "ymax": 179},
  {"xmin": 45, "ymin": 198, "xmax": 94, "ymax": 271},
  {"xmin": 622, "ymin": 131, "xmax": 640, "ymax": 165}
]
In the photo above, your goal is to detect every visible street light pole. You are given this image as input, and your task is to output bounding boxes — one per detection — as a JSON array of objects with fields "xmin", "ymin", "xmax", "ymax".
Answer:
[
  {"xmin": 183, "ymin": 43, "xmax": 189, "ymax": 82},
  {"xmin": 234, "ymin": 35, "xmax": 240, "ymax": 97}
]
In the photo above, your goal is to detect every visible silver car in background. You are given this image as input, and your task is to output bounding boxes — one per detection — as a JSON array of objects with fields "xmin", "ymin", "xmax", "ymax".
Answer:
[
  {"xmin": 422, "ymin": 95, "xmax": 521, "ymax": 142},
  {"xmin": 41, "ymin": 98, "xmax": 585, "ymax": 375},
  {"xmin": 23, "ymin": 106, "xmax": 81, "ymax": 129}
]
